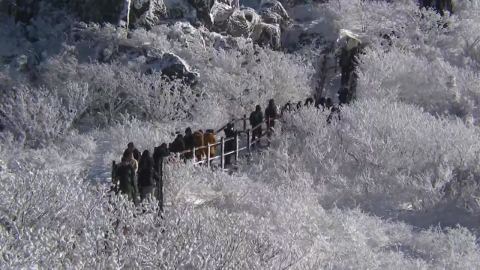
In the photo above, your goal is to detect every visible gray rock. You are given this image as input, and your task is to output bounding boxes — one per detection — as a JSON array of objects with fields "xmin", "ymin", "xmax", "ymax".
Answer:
[
  {"xmin": 258, "ymin": 0, "xmax": 290, "ymax": 27},
  {"xmin": 223, "ymin": 8, "xmax": 260, "ymax": 37},
  {"xmin": 251, "ymin": 22, "xmax": 281, "ymax": 50},
  {"xmin": 146, "ymin": 53, "xmax": 199, "ymax": 86}
]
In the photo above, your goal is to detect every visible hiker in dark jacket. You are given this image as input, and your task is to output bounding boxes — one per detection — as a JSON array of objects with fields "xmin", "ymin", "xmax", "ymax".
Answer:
[
  {"xmin": 339, "ymin": 46, "xmax": 352, "ymax": 85},
  {"xmin": 223, "ymin": 123, "xmax": 237, "ymax": 165},
  {"xmin": 305, "ymin": 97, "xmax": 314, "ymax": 107},
  {"xmin": 316, "ymin": 97, "xmax": 326, "ymax": 110},
  {"xmin": 281, "ymin": 101, "xmax": 292, "ymax": 116},
  {"xmin": 153, "ymin": 143, "xmax": 170, "ymax": 172},
  {"xmin": 338, "ymin": 86, "xmax": 350, "ymax": 106},
  {"xmin": 296, "ymin": 101, "xmax": 302, "ymax": 111},
  {"xmin": 170, "ymin": 134, "xmax": 185, "ymax": 155},
  {"xmin": 115, "ymin": 157, "xmax": 137, "ymax": 201},
  {"xmin": 265, "ymin": 99, "xmax": 278, "ymax": 129},
  {"xmin": 127, "ymin": 142, "xmax": 141, "ymax": 161},
  {"xmin": 183, "ymin": 127, "xmax": 194, "ymax": 159},
  {"xmin": 249, "ymin": 105, "xmax": 263, "ymax": 149},
  {"xmin": 138, "ymin": 150, "xmax": 157, "ymax": 202}
]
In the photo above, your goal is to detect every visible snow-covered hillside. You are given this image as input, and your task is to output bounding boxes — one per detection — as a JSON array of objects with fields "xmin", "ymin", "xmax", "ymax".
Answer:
[{"xmin": 2, "ymin": 0, "xmax": 480, "ymax": 269}]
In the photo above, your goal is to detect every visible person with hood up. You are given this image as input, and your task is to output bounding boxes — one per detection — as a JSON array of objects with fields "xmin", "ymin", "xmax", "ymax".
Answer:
[
  {"xmin": 316, "ymin": 97, "xmax": 326, "ymax": 110},
  {"xmin": 183, "ymin": 127, "xmax": 194, "ymax": 159},
  {"xmin": 123, "ymin": 149, "xmax": 138, "ymax": 173},
  {"xmin": 126, "ymin": 142, "xmax": 141, "ymax": 162},
  {"xmin": 249, "ymin": 105, "xmax": 263, "ymax": 149},
  {"xmin": 192, "ymin": 130, "xmax": 205, "ymax": 161},
  {"xmin": 265, "ymin": 99, "xmax": 278, "ymax": 130},
  {"xmin": 170, "ymin": 134, "xmax": 186, "ymax": 157},
  {"xmin": 153, "ymin": 143, "xmax": 169, "ymax": 173},
  {"xmin": 281, "ymin": 102, "xmax": 292, "ymax": 116},
  {"xmin": 305, "ymin": 97, "xmax": 314, "ymax": 107},
  {"xmin": 115, "ymin": 156, "xmax": 137, "ymax": 201},
  {"xmin": 223, "ymin": 123, "xmax": 237, "ymax": 166},
  {"xmin": 203, "ymin": 129, "xmax": 216, "ymax": 160},
  {"xmin": 138, "ymin": 150, "xmax": 157, "ymax": 202}
]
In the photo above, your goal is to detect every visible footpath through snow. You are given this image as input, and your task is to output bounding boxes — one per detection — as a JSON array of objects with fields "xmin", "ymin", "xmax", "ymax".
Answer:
[{"xmin": 85, "ymin": 59, "xmax": 343, "ymax": 206}]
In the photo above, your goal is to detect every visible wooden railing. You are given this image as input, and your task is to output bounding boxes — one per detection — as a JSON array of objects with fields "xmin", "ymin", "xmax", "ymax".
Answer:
[{"xmin": 111, "ymin": 115, "xmax": 278, "ymax": 212}]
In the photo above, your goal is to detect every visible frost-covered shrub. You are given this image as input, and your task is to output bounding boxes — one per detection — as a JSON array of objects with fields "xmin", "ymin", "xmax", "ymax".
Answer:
[
  {"xmin": 358, "ymin": 47, "xmax": 480, "ymax": 123},
  {"xmin": 0, "ymin": 82, "xmax": 90, "ymax": 148},
  {"xmin": 247, "ymin": 99, "xmax": 480, "ymax": 224}
]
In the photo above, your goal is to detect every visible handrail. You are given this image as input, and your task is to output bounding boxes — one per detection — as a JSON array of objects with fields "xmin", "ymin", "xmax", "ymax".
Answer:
[
  {"xmin": 215, "ymin": 114, "xmax": 248, "ymax": 134},
  {"xmin": 111, "ymin": 112, "xmax": 279, "ymax": 209}
]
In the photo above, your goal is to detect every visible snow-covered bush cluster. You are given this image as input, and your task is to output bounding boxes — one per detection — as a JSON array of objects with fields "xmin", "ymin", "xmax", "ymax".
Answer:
[{"xmin": 2, "ymin": 0, "xmax": 480, "ymax": 268}]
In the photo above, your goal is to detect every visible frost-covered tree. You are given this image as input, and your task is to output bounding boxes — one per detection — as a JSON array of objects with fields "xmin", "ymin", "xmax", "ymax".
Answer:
[{"xmin": 2, "ymin": 0, "xmax": 480, "ymax": 268}]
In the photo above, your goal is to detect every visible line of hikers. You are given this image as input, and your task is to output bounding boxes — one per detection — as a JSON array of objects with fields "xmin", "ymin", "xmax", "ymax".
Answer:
[{"xmin": 112, "ymin": 97, "xmax": 345, "ymax": 204}]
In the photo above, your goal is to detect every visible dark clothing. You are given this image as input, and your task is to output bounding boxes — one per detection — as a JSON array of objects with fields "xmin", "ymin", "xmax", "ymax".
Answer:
[
  {"xmin": 224, "ymin": 127, "xmax": 237, "ymax": 165},
  {"xmin": 249, "ymin": 110, "xmax": 263, "ymax": 127},
  {"xmin": 265, "ymin": 106, "xmax": 277, "ymax": 129},
  {"xmin": 138, "ymin": 156, "xmax": 156, "ymax": 187},
  {"xmin": 138, "ymin": 155, "xmax": 157, "ymax": 203},
  {"xmin": 115, "ymin": 163, "xmax": 136, "ymax": 201},
  {"xmin": 183, "ymin": 134, "xmax": 194, "ymax": 159},
  {"xmin": 153, "ymin": 147, "xmax": 169, "ymax": 174},
  {"xmin": 139, "ymin": 186, "xmax": 154, "ymax": 202},
  {"xmin": 338, "ymin": 88, "xmax": 349, "ymax": 105},
  {"xmin": 281, "ymin": 102, "xmax": 292, "ymax": 115},
  {"xmin": 170, "ymin": 137, "xmax": 185, "ymax": 153}
]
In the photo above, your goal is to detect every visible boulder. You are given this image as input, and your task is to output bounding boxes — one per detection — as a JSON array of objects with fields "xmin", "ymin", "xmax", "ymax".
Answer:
[
  {"xmin": 251, "ymin": 22, "xmax": 281, "ymax": 50},
  {"xmin": 146, "ymin": 53, "xmax": 199, "ymax": 86},
  {"xmin": 223, "ymin": 8, "xmax": 260, "ymax": 37},
  {"xmin": 124, "ymin": 0, "xmax": 170, "ymax": 30},
  {"xmin": 165, "ymin": 21, "xmax": 207, "ymax": 49},
  {"xmin": 187, "ymin": 0, "xmax": 216, "ymax": 27},
  {"xmin": 258, "ymin": 0, "xmax": 290, "ymax": 27}
]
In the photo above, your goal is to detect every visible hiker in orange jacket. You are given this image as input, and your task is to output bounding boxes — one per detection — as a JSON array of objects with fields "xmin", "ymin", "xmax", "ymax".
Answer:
[
  {"xmin": 192, "ymin": 130, "xmax": 205, "ymax": 161},
  {"xmin": 203, "ymin": 129, "xmax": 216, "ymax": 159}
]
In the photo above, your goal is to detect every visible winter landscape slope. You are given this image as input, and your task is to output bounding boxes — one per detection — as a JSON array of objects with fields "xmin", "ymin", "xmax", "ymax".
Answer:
[{"xmin": 2, "ymin": 0, "xmax": 480, "ymax": 269}]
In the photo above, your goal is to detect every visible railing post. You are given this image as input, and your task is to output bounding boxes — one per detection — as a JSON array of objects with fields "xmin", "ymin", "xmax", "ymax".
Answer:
[
  {"xmin": 246, "ymin": 129, "xmax": 251, "ymax": 154},
  {"xmin": 220, "ymin": 137, "xmax": 225, "ymax": 170},
  {"xmin": 111, "ymin": 160, "xmax": 116, "ymax": 181},
  {"xmin": 157, "ymin": 156, "xmax": 164, "ymax": 214},
  {"xmin": 207, "ymin": 142, "xmax": 211, "ymax": 168},
  {"xmin": 234, "ymin": 132, "xmax": 239, "ymax": 162},
  {"xmin": 243, "ymin": 114, "xmax": 247, "ymax": 132},
  {"xmin": 111, "ymin": 160, "xmax": 117, "ymax": 193}
]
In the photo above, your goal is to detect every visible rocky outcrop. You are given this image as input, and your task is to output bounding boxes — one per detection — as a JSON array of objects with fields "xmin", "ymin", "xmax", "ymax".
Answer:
[
  {"xmin": 146, "ymin": 53, "xmax": 200, "ymax": 86},
  {"xmin": 222, "ymin": 8, "xmax": 260, "ymax": 37},
  {"xmin": 251, "ymin": 22, "xmax": 281, "ymax": 50},
  {"xmin": 258, "ymin": 0, "xmax": 290, "ymax": 27}
]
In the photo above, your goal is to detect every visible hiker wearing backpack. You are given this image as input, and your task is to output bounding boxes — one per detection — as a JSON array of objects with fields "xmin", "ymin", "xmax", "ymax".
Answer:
[
  {"xmin": 193, "ymin": 130, "xmax": 205, "ymax": 161},
  {"xmin": 126, "ymin": 142, "xmax": 141, "ymax": 162},
  {"xmin": 223, "ymin": 123, "xmax": 237, "ymax": 166},
  {"xmin": 249, "ymin": 105, "xmax": 263, "ymax": 149},
  {"xmin": 138, "ymin": 150, "xmax": 157, "ymax": 202},
  {"xmin": 115, "ymin": 156, "xmax": 137, "ymax": 201},
  {"xmin": 203, "ymin": 129, "xmax": 216, "ymax": 159}
]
